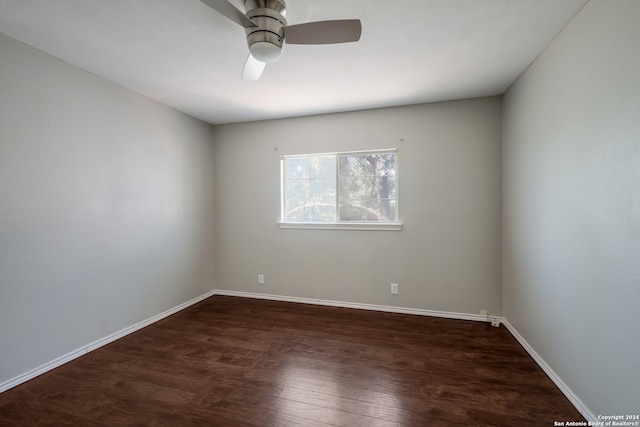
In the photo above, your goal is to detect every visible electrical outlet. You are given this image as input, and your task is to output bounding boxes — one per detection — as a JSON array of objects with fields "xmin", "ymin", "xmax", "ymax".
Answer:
[
  {"xmin": 491, "ymin": 318, "xmax": 500, "ymax": 328},
  {"xmin": 390, "ymin": 283, "xmax": 399, "ymax": 295},
  {"xmin": 480, "ymin": 310, "xmax": 489, "ymax": 317},
  {"xmin": 257, "ymin": 274, "xmax": 264, "ymax": 285}
]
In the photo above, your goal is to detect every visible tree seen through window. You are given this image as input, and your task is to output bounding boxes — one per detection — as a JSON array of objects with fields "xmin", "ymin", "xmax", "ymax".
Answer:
[{"xmin": 282, "ymin": 150, "xmax": 397, "ymax": 223}]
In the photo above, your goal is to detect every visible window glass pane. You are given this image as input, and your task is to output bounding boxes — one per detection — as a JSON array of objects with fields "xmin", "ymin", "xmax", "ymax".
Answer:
[
  {"xmin": 283, "ymin": 150, "xmax": 397, "ymax": 225},
  {"xmin": 285, "ymin": 178, "xmax": 309, "ymax": 199},
  {"xmin": 340, "ymin": 155, "xmax": 373, "ymax": 178},
  {"xmin": 285, "ymin": 200, "xmax": 310, "ymax": 222},
  {"xmin": 339, "ymin": 199, "xmax": 366, "ymax": 221},
  {"xmin": 340, "ymin": 176, "xmax": 373, "ymax": 199},
  {"xmin": 338, "ymin": 152, "xmax": 396, "ymax": 222},
  {"xmin": 375, "ymin": 153, "xmax": 396, "ymax": 176},
  {"xmin": 285, "ymin": 157, "xmax": 310, "ymax": 179},
  {"xmin": 309, "ymin": 203, "xmax": 335, "ymax": 222},
  {"xmin": 366, "ymin": 199, "xmax": 396, "ymax": 221},
  {"xmin": 339, "ymin": 199, "xmax": 396, "ymax": 222},
  {"xmin": 284, "ymin": 155, "xmax": 335, "ymax": 223},
  {"xmin": 370, "ymin": 176, "xmax": 396, "ymax": 199},
  {"xmin": 309, "ymin": 178, "xmax": 335, "ymax": 202},
  {"xmin": 309, "ymin": 156, "xmax": 335, "ymax": 178}
]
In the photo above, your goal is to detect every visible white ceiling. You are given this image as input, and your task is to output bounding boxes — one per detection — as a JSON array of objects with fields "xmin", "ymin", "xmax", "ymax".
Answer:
[{"xmin": 0, "ymin": 0, "xmax": 588, "ymax": 125}]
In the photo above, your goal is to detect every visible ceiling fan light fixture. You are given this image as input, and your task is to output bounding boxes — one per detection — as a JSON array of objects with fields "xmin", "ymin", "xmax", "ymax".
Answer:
[
  {"xmin": 201, "ymin": 0, "xmax": 362, "ymax": 80},
  {"xmin": 249, "ymin": 41, "xmax": 282, "ymax": 63}
]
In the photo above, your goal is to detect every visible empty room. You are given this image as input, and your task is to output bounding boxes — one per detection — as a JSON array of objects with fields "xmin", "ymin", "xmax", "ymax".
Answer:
[{"xmin": 1, "ymin": 0, "xmax": 638, "ymax": 425}]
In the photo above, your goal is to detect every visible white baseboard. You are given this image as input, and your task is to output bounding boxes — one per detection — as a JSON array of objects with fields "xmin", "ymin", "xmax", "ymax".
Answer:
[
  {"xmin": 501, "ymin": 319, "xmax": 596, "ymax": 423},
  {"xmin": 215, "ymin": 290, "xmax": 594, "ymax": 421},
  {"xmin": 212, "ymin": 289, "xmax": 498, "ymax": 323},
  {"xmin": 0, "ymin": 290, "xmax": 215, "ymax": 394},
  {"xmin": 2, "ymin": 288, "xmax": 594, "ymax": 424}
]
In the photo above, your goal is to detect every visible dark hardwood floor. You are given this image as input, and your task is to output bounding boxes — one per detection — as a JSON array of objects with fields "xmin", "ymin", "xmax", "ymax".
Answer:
[{"xmin": 0, "ymin": 296, "xmax": 584, "ymax": 426}]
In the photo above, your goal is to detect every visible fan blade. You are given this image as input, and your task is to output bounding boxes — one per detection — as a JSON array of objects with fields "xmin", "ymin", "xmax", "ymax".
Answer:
[
  {"xmin": 242, "ymin": 54, "xmax": 266, "ymax": 80},
  {"xmin": 284, "ymin": 19, "xmax": 362, "ymax": 45},
  {"xmin": 200, "ymin": 0, "xmax": 257, "ymax": 28}
]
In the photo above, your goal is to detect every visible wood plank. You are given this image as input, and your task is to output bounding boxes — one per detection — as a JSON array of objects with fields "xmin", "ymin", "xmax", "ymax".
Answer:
[{"xmin": 0, "ymin": 296, "xmax": 584, "ymax": 426}]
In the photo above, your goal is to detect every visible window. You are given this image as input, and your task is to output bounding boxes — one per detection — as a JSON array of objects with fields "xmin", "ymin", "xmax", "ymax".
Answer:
[{"xmin": 280, "ymin": 149, "xmax": 400, "ymax": 230}]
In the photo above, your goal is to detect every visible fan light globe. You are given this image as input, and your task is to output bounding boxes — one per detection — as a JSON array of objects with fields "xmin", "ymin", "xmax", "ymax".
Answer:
[{"xmin": 249, "ymin": 41, "xmax": 282, "ymax": 63}]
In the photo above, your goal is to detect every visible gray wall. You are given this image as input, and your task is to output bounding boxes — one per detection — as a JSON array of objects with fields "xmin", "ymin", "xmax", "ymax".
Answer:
[
  {"xmin": 0, "ymin": 34, "xmax": 216, "ymax": 385},
  {"xmin": 213, "ymin": 98, "xmax": 503, "ymax": 315},
  {"xmin": 7, "ymin": 0, "xmax": 635, "ymax": 417},
  {"xmin": 503, "ymin": 0, "xmax": 640, "ymax": 415}
]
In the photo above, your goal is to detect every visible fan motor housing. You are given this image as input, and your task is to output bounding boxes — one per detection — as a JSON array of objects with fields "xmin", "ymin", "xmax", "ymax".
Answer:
[{"xmin": 244, "ymin": 0, "xmax": 287, "ymax": 62}]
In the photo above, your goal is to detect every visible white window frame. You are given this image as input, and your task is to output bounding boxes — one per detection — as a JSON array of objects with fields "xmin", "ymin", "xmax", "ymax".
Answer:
[{"xmin": 279, "ymin": 149, "xmax": 402, "ymax": 231}]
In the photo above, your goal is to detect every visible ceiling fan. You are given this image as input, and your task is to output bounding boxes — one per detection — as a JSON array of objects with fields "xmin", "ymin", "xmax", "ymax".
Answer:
[{"xmin": 200, "ymin": 0, "xmax": 362, "ymax": 80}]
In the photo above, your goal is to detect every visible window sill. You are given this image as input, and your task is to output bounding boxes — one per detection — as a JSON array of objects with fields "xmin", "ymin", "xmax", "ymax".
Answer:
[{"xmin": 278, "ymin": 222, "xmax": 402, "ymax": 231}]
